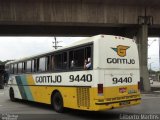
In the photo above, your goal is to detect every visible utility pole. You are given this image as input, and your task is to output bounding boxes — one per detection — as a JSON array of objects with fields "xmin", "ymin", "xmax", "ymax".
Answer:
[
  {"xmin": 149, "ymin": 62, "xmax": 153, "ymax": 76},
  {"xmin": 52, "ymin": 37, "xmax": 62, "ymax": 49}
]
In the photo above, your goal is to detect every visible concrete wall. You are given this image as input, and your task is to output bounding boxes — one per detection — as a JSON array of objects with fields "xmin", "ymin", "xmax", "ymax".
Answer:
[{"xmin": 0, "ymin": 0, "xmax": 159, "ymax": 26}]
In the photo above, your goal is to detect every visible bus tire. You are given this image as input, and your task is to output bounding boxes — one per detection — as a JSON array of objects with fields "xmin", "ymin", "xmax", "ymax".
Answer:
[
  {"xmin": 52, "ymin": 92, "xmax": 64, "ymax": 113},
  {"xmin": 9, "ymin": 88, "xmax": 15, "ymax": 102}
]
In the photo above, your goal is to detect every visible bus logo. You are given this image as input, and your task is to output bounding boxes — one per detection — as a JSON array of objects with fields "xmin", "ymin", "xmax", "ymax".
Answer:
[{"xmin": 111, "ymin": 45, "xmax": 130, "ymax": 57}]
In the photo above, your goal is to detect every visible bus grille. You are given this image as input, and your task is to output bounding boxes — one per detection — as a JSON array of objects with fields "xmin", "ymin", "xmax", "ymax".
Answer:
[{"xmin": 77, "ymin": 87, "xmax": 90, "ymax": 108}]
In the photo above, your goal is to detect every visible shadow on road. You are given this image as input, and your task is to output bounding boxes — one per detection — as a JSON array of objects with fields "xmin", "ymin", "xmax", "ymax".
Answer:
[
  {"xmin": 63, "ymin": 109, "xmax": 121, "ymax": 120},
  {"xmin": 12, "ymin": 99, "xmax": 122, "ymax": 120},
  {"xmin": 13, "ymin": 99, "xmax": 53, "ymax": 110}
]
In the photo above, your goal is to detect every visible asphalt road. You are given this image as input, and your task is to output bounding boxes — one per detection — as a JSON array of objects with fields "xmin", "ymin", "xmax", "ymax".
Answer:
[{"xmin": 0, "ymin": 88, "xmax": 160, "ymax": 120}]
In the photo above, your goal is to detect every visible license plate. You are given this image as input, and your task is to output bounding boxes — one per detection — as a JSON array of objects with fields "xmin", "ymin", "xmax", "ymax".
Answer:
[{"xmin": 119, "ymin": 101, "xmax": 130, "ymax": 106}]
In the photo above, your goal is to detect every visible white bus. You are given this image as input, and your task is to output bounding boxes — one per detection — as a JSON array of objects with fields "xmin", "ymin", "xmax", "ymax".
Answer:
[{"xmin": 5, "ymin": 35, "xmax": 141, "ymax": 112}]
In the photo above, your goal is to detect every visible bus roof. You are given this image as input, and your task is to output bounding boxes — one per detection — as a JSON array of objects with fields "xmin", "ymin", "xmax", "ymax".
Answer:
[{"xmin": 5, "ymin": 35, "xmax": 132, "ymax": 65}]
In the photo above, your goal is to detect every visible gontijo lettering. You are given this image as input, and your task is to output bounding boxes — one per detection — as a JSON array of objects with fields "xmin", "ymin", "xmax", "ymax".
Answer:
[
  {"xmin": 35, "ymin": 75, "xmax": 62, "ymax": 83},
  {"xmin": 107, "ymin": 58, "xmax": 135, "ymax": 64}
]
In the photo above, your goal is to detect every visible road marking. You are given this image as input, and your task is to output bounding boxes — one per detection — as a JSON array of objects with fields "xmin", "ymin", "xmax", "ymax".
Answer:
[
  {"xmin": 0, "ymin": 105, "xmax": 2, "ymax": 107},
  {"xmin": 0, "ymin": 92, "xmax": 4, "ymax": 95}
]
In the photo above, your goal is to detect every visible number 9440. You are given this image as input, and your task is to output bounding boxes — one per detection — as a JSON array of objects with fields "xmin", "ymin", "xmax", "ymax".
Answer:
[
  {"xmin": 112, "ymin": 77, "xmax": 132, "ymax": 84},
  {"xmin": 69, "ymin": 74, "xmax": 92, "ymax": 82}
]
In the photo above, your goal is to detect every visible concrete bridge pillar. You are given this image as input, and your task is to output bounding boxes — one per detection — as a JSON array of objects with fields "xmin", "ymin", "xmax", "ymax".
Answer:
[{"xmin": 137, "ymin": 25, "xmax": 151, "ymax": 92}]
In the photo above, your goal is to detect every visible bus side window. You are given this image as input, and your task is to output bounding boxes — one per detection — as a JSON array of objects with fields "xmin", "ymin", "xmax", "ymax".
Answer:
[
  {"xmin": 63, "ymin": 52, "xmax": 67, "ymax": 69},
  {"xmin": 38, "ymin": 57, "xmax": 46, "ymax": 72},
  {"xmin": 74, "ymin": 48, "xmax": 85, "ymax": 69},
  {"xmin": 26, "ymin": 60, "xmax": 32, "ymax": 73},
  {"xmin": 31, "ymin": 59, "xmax": 36, "ymax": 72},
  {"xmin": 14, "ymin": 64, "xmax": 18, "ymax": 74},
  {"xmin": 36, "ymin": 58, "xmax": 39, "ymax": 72},
  {"xmin": 10, "ymin": 64, "xmax": 14, "ymax": 74},
  {"xmin": 70, "ymin": 60, "xmax": 75, "ymax": 68},
  {"xmin": 51, "ymin": 55, "xmax": 54, "ymax": 70},
  {"xmin": 54, "ymin": 54, "xmax": 62, "ymax": 70},
  {"xmin": 69, "ymin": 46, "xmax": 92, "ymax": 70},
  {"xmin": 85, "ymin": 47, "xmax": 91, "ymax": 60},
  {"xmin": 69, "ymin": 51, "xmax": 74, "ymax": 69},
  {"xmin": 84, "ymin": 46, "xmax": 92, "ymax": 70},
  {"xmin": 54, "ymin": 52, "xmax": 67, "ymax": 70},
  {"xmin": 45, "ymin": 56, "xmax": 50, "ymax": 71},
  {"xmin": 22, "ymin": 62, "xmax": 26, "ymax": 73},
  {"xmin": 18, "ymin": 62, "xmax": 23, "ymax": 73}
]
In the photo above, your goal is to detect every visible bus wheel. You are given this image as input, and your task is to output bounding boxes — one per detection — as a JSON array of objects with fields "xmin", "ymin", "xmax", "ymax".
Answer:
[
  {"xmin": 52, "ymin": 92, "xmax": 64, "ymax": 113},
  {"xmin": 9, "ymin": 88, "xmax": 15, "ymax": 102}
]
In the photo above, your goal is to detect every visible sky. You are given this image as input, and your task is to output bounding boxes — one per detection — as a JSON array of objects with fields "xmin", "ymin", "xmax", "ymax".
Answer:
[
  {"xmin": 0, "ymin": 36, "xmax": 159, "ymax": 71},
  {"xmin": 0, "ymin": 37, "xmax": 86, "ymax": 61},
  {"xmin": 148, "ymin": 37, "xmax": 159, "ymax": 71}
]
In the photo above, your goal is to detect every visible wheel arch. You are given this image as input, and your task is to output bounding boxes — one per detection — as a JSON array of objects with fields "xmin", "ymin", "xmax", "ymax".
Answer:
[
  {"xmin": 9, "ymin": 87, "xmax": 15, "ymax": 101},
  {"xmin": 9, "ymin": 87, "xmax": 14, "ymax": 92},
  {"xmin": 50, "ymin": 89, "xmax": 62, "ymax": 104}
]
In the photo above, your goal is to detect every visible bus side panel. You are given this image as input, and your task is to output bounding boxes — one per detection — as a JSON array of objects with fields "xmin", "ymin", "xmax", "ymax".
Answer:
[
  {"xmin": 8, "ymin": 75, "xmax": 22, "ymax": 99},
  {"xmin": 10, "ymin": 85, "xmax": 22, "ymax": 99},
  {"xmin": 10, "ymin": 84, "xmax": 99, "ymax": 111},
  {"xmin": 21, "ymin": 86, "xmax": 93, "ymax": 110},
  {"xmin": 29, "ymin": 86, "xmax": 93, "ymax": 110},
  {"xmin": 8, "ymin": 73, "xmax": 95, "ymax": 110}
]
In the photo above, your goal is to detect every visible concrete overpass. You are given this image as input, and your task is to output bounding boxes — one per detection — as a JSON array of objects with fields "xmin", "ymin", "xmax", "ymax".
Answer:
[
  {"xmin": 1, "ymin": 0, "xmax": 160, "ymax": 91},
  {"xmin": 0, "ymin": 0, "xmax": 160, "ymax": 36}
]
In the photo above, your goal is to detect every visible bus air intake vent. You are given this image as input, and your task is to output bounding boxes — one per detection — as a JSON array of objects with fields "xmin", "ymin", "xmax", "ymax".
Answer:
[{"xmin": 77, "ymin": 87, "xmax": 90, "ymax": 108}]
